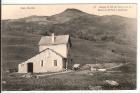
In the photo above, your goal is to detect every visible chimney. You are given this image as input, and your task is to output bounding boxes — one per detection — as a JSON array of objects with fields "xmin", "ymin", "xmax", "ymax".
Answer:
[{"xmin": 51, "ymin": 33, "xmax": 55, "ymax": 43}]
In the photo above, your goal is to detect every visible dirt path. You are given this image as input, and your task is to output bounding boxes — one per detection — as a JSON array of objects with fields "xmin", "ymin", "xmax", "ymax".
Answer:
[
  {"xmin": 106, "ymin": 62, "xmax": 130, "ymax": 70},
  {"xmin": 36, "ymin": 70, "xmax": 73, "ymax": 77}
]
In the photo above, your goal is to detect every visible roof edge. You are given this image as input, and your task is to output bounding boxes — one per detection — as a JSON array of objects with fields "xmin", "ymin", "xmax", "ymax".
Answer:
[
  {"xmin": 38, "ymin": 35, "xmax": 70, "ymax": 45},
  {"xmin": 19, "ymin": 48, "xmax": 65, "ymax": 64}
]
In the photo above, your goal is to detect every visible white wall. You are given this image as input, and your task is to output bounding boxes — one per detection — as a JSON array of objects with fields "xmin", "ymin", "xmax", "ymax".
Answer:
[
  {"xmin": 39, "ymin": 44, "xmax": 68, "ymax": 58},
  {"xmin": 18, "ymin": 63, "xmax": 27, "ymax": 73},
  {"xmin": 18, "ymin": 49, "xmax": 64, "ymax": 73}
]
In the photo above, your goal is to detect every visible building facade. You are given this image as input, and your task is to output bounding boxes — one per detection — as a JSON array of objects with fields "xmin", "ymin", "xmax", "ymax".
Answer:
[{"xmin": 18, "ymin": 34, "xmax": 71, "ymax": 73}]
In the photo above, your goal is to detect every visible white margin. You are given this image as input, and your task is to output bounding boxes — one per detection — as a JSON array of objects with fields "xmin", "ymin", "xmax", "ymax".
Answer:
[
  {"xmin": 1, "ymin": 0, "xmax": 139, "ymax": 93},
  {"xmin": 2, "ymin": 0, "xmax": 137, "ymax": 4}
]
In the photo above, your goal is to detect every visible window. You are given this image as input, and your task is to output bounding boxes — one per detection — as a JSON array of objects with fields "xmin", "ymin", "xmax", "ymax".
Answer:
[
  {"xmin": 21, "ymin": 64, "xmax": 24, "ymax": 67},
  {"xmin": 54, "ymin": 60, "xmax": 57, "ymax": 66},
  {"xmin": 41, "ymin": 60, "xmax": 43, "ymax": 67}
]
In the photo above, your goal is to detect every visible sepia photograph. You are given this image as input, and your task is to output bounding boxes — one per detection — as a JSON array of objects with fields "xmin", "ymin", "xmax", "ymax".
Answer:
[{"xmin": 1, "ymin": 4, "xmax": 137, "ymax": 91}]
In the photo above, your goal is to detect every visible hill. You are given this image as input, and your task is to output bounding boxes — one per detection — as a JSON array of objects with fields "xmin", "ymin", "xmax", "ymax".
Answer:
[{"xmin": 1, "ymin": 8, "xmax": 136, "ymax": 72}]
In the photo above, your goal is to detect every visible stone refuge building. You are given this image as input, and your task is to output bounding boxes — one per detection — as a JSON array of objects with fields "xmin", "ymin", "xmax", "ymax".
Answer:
[{"xmin": 18, "ymin": 33, "xmax": 71, "ymax": 73}]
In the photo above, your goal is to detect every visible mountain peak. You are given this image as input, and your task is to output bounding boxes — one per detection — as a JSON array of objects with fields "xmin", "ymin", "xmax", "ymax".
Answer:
[{"xmin": 64, "ymin": 8, "xmax": 83, "ymax": 13}]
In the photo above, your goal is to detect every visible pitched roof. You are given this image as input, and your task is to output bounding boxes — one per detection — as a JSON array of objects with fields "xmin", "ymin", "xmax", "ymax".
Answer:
[
  {"xmin": 20, "ymin": 48, "xmax": 64, "ymax": 64},
  {"xmin": 41, "ymin": 48, "xmax": 65, "ymax": 58},
  {"xmin": 39, "ymin": 35, "xmax": 69, "ymax": 45}
]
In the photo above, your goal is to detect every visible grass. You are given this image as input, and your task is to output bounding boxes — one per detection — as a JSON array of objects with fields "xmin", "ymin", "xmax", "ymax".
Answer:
[
  {"xmin": 1, "ymin": 25, "xmax": 136, "ymax": 90},
  {"xmin": 1, "ymin": 34, "xmax": 136, "ymax": 90},
  {"xmin": 2, "ymin": 70, "xmax": 136, "ymax": 90},
  {"xmin": 1, "ymin": 31, "xmax": 136, "ymax": 68}
]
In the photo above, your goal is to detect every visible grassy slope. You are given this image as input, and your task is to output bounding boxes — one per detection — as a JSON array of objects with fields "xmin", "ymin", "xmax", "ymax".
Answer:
[
  {"xmin": 2, "ymin": 33, "xmax": 136, "ymax": 70},
  {"xmin": 1, "ymin": 9, "xmax": 137, "ymax": 90},
  {"xmin": 2, "ymin": 71, "xmax": 136, "ymax": 90},
  {"xmin": 1, "ymin": 32, "xmax": 41, "ymax": 70},
  {"xmin": 1, "ymin": 31, "xmax": 136, "ymax": 90}
]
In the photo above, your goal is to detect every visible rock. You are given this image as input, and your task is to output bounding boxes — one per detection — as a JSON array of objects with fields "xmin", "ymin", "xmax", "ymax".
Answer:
[
  {"xmin": 2, "ymin": 81, "xmax": 6, "ymax": 84},
  {"xmin": 73, "ymin": 64, "xmax": 80, "ymax": 71},
  {"xmin": 21, "ymin": 73, "xmax": 32, "ymax": 78},
  {"xmin": 25, "ymin": 74, "xmax": 32, "ymax": 78},
  {"xmin": 105, "ymin": 80, "xmax": 119, "ymax": 86},
  {"xmin": 73, "ymin": 64, "xmax": 80, "ymax": 68},
  {"xmin": 88, "ymin": 73, "xmax": 93, "ymax": 76},
  {"xmin": 90, "ymin": 67, "xmax": 97, "ymax": 71},
  {"xmin": 35, "ymin": 75, "xmax": 39, "ymax": 79},
  {"xmin": 98, "ymin": 69, "xmax": 106, "ymax": 72}
]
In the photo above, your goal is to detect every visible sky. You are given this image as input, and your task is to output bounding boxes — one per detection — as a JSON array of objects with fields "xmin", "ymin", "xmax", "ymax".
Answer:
[{"xmin": 2, "ymin": 4, "xmax": 137, "ymax": 19}]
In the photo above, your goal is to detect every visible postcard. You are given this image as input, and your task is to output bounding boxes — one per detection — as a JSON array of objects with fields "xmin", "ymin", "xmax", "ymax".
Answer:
[{"xmin": 1, "ymin": 2, "xmax": 137, "ymax": 92}]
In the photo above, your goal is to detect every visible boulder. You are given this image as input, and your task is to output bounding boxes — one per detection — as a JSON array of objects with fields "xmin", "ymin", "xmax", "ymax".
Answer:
[{"xmin": 105, "ymin": 80, "xmax": 119, "ymax": 86}]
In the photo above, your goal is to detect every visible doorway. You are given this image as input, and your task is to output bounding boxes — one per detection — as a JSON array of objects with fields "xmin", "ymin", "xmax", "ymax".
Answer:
[
  {"xmin": 27, "ymin": 62, "xmax": 33, "ymax": 73},
  {"xmin": 63, "ymin": 58, "xmax": 67, "ymax": 69}
]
